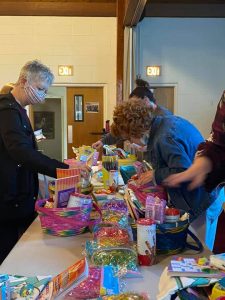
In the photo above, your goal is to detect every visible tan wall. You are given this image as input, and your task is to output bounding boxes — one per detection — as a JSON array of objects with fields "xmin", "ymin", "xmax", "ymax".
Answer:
[{"xmin": 0, "ymin": 16, "xmax": 117, "ymax": 122}]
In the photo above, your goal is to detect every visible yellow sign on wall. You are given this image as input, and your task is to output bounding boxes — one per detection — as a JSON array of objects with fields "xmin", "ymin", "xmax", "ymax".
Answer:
[
  {"xmin": 146, "ymin": 66, "xmax": 161, "ymax": 76},
  {"xmin": 58, "ymin": 65, "xmax": 73, "ymax": 76}
]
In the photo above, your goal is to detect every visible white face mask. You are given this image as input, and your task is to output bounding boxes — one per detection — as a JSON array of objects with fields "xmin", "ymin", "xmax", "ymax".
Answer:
[{"xmin": 24, "ymin": 82, "xmax": 47, "ymax": 104}]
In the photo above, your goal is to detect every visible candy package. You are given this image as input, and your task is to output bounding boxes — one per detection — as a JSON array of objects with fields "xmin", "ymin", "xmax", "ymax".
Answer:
[
  {"xmin": 102, "ymin": 210, "xmax": 129, "ymax": 229},
  {"xmin": 93, "ymin": 223, "xmax": 130, "ymax": 247},
  {"xmin": 91, "ymin": 247, "xmax": 137, "ymax": 272},
  {"xmin": 100, "ymin": 199, "xmax": 128, "ymax": 214},
  {"xmin": 63, "ymin": 266, "xmax": 119, "ymax": 300}
]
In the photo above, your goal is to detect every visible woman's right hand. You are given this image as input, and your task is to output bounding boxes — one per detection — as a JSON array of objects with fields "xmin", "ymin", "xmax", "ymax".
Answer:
[{"xmin": 92, "ymin": 140, "xmax": 103, "ymax": 150}]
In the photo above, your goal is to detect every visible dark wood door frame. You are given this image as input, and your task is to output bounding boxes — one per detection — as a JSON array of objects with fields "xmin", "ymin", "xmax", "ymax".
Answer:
[{"xmin": 116, "ymin": 0, "xmax": 147, "ymax": 103}]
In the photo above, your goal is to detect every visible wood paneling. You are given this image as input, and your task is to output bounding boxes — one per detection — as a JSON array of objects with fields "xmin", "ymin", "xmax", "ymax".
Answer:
[
  {"xmin": 147, "ymin": 0, "xmax": 225, "ymax": 3},
  {"xmin": 67, "ymin": 87, "xmax": 104, "ymax": 158},
  {"xmin": 0, "ymin": 0, "xmax": 224, "ymax": 17},
  {"xmin": 116, "ymin": 0, "xmax": 126, "ymax": 104},
  {"xmin": 0, "ymin": 1, "xmax": 116, "ymax": 16}
]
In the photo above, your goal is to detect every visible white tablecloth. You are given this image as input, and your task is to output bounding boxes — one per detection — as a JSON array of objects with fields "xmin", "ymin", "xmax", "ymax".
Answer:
[{"xmin": 0, "ymin": 217, "xmax": 212, "ymax": 299}]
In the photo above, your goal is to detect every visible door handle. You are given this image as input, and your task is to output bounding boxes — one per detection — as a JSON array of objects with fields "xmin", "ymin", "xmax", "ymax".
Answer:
[{"xmin": 68, "ymin": 125, "xmax": 73, "ymax": 143}]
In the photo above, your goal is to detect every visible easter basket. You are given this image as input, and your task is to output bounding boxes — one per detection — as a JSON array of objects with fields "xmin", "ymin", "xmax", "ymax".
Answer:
[
  {"xmin": 35, "ymin": 195, "xmax": 102, "ymax": 237},
  {"xmin": 156, "ymin": 215, "xmax": 203, "ymax": 255},
  {"xmin": 130, "ymin": 211, "xmax": 203, "ymax": 255}
]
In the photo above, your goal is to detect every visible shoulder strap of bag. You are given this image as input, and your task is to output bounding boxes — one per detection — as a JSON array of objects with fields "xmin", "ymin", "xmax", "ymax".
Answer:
[{"xmin": 185, "ymin": 228, "xmax": 204, "ymax": 253}]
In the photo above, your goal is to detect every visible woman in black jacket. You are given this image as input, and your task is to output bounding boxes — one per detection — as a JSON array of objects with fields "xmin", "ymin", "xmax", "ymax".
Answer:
[{"xmin": 0, "ymin": 60, "xmax": 68, "ymax": 263}]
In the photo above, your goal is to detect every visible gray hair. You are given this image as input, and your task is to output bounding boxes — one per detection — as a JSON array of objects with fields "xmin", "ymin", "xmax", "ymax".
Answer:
[{"xmin": 18, "ymin": 60, "xmax": 54, "ymax": 85}]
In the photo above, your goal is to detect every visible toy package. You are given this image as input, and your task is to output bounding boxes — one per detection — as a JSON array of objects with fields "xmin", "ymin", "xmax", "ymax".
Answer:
[
  {"xmin": 0, "ymin": 274, "xmax": 51, "ymax": 300},
  {"xmin": 0, "ymin": 274, "xmax": 10, "ymax": 300},
  {"xmin": 72, "ymin": 145, "xmax": 99, "ymax": 167},
  {"xmin": 39, "ymin": 258, "xmax": 88, "ymax": 300},
  {"xmin": 53, "ymin": 175, "xmax": 80, "ymax": 208}
]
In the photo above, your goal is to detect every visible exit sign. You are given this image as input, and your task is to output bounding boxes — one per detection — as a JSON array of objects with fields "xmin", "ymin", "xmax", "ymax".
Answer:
[
  {"xmin": 58, "ymin": 65, "xmax": 73, "ymax": 76},
  {"xmin": 146, "ymin": 66, "xmax": 161, "ymax": 76}
]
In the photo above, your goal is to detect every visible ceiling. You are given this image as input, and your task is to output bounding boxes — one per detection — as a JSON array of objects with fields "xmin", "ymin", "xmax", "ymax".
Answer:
[
  {"xmin": 0, "ymin": 0, "xmax": 224, "ymax": 17},
  {"xmin": 145, "ymin": 0, "xmax": 225, "ymax": 17}
]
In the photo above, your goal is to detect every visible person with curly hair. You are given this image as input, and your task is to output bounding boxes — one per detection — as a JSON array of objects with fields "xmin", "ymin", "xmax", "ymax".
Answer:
[
  {"xmin": 92, "ymin": 79, "xmax": 172, "ymax": 151},
  {"xmin": 111, "ymin": 98, "xmax": 215, "ymax": 222}
]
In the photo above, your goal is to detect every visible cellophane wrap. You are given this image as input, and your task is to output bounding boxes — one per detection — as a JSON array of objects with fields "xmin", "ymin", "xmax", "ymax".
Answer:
[
  {"xmin": 102, "ymin": 292, "xmax": 149, "ymax": 300},
  {"xmin": 100, "ymin": 199, "xmax": 128, "ymax": 214},
  {"xmin": 63, "ymin": 266, "xmax": 119, "ymax": 300},
  {"xmin": 86, "ymin": 241, "xmax": 138, "ymax": 274},
  {"xmin": 93, "ymin": 223, "xmax": 130, "ymax": 247},
  {"xmin": 102, "ymin": 210, "xmax": 129, "ymax": 229}
]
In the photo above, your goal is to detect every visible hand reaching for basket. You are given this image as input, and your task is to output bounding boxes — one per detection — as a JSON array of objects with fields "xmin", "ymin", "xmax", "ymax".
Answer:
[{"xmin": 67, "ymin": 161, "xmax": 91, "ymax": 178}]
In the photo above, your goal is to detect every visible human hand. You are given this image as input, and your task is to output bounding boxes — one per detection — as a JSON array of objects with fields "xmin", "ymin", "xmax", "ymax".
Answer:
[
  {"xmin": 163, "ymin": 156, "xmax": 212, "ymax": 190},
  {"xmin": 68, "ymin": 161, "xmax": 91, "ymax": 176},
  {"xmin": 92, "ymin": 140, "xmax": 103, "ymax": 150},
  {"xmin": 136, "ymin": 170, "xmax": 153, "ymax": 186},
  {"xmin": 131, "ymin": 143, "xmax": 147, "ymax": 152},
  {"xmin": 81, "ymin": 164, "xmax": 92, "ymax": 179}
]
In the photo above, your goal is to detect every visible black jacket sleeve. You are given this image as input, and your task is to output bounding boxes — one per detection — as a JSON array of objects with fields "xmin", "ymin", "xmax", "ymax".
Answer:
[{"xmin": 0, "ymin": 108, "xmax": 68, "ymax": 178}]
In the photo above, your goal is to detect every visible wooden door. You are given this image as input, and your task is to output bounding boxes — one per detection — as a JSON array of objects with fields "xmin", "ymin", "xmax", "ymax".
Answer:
[
  {"xmin": 67, "ymin": 87, "xmax": 104, "ymax": 158},
  {"xmin": 152, "ymin": 86, "xmax": 174, "ymax": 113}
]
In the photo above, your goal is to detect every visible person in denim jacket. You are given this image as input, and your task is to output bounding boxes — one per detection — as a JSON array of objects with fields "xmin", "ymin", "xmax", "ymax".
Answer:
[
  {"xmin": 92, "ymin": 79, "xmax": 172, "ymax": 150},
  {"xmin": 111, "ymin": 98, "xmax": 215, "ymax": 222},
  {"xmin": 165, "ymin": 90, "xmax": 225, "ymax": 192},
  {"xmin": 164, "ymin": 91, "xmax": 225, "ymax": 252}
]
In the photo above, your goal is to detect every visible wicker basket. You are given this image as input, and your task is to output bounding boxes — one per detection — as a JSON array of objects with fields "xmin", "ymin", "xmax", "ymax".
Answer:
[{"xmin": 35, "ymin": 198, "xmax": 102, "ymax": 237}]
